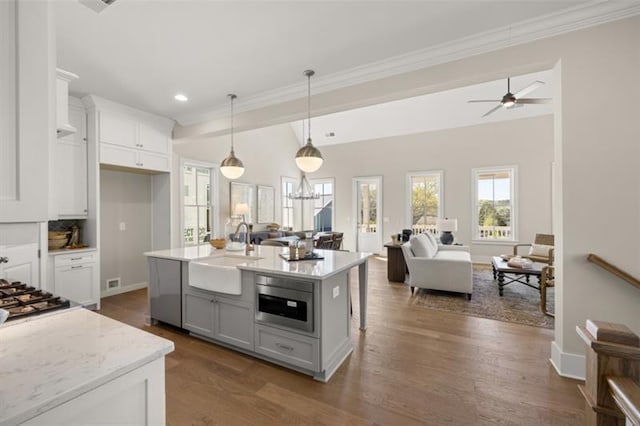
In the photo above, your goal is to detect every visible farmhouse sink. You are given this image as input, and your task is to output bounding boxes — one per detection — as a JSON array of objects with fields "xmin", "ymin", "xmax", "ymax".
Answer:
[{"xmin": 188, "ymin": 254, "xmax": 262, "ymax": 295}]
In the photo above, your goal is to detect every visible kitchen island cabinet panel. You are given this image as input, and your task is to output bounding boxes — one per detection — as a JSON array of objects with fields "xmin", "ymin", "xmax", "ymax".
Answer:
[
  {"xmin": 183, "ymin": 287, "xmax": 254, "ymax": 350},
  {"xmin": 214, "ymin": 296, "xmax": 254, "ymax": 351},
  {"xmin": 184, "ymin": 292, "xmax": 216, "ymax": 338}
]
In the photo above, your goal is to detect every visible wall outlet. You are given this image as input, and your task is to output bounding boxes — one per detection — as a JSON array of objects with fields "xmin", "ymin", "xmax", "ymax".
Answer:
[
  {"xmin": 332, "ymin": 286, "xmax": 339, "ymax": 299},
  {"xmin": 119, "ymin": 222, "xmax": 126, "ymax": 231}
]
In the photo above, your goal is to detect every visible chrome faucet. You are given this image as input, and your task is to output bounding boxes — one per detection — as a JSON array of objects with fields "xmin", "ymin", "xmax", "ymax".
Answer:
[{"xmin": 234, "ymin": 221, "xmax": 254, "ymax": 255}]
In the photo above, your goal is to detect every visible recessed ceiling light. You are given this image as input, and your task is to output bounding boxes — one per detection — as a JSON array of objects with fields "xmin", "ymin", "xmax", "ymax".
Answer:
[{"xmin": 174, "ymin": 94, "xmax": 188, "ymax": 102}]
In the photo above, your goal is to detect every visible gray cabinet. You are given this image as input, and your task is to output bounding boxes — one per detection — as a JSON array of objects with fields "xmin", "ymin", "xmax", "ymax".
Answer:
[
  {"xmin": 213, "ymin": 296, "xmax": 253, "ymax": 351},
  {"xmin": 183, "ymin": 292, "xmax": 215, "ymax": 337},
  {"xmin": 183, "ymin": 288, "xmax": 254, "ymax": 351},
  {"xmin": 255, "ymin": 324, "xmax": 319, "ymax": 371}
]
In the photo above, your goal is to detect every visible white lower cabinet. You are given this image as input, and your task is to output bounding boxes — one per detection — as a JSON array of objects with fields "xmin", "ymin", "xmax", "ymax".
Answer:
[
  {"xmin": 21, "ymin": 357, "xmax": 166, "ymax": 426},
  {"xmin": 50, "ymin": 250, "xmax": 99, "ymax": 308},
  {"xmin": 100, "ymin": 143, "xmax": 170, "ymax": 172},
  {"xmin": 183, "ymin": 290, "xmax": 254, "ymax": 351},
  {"xmin": 0, "ymin": 243, "xmax": 40, "ymax": 286}
]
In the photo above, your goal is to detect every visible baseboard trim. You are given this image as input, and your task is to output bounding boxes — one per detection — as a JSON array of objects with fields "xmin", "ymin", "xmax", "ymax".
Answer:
[
  {"xmin": 550, "ymin": 340, "xmax": 585, "ymax": 380},
  {"xmin": 101, "ymin": 281, "xmax": 148, "ymax": 298}
]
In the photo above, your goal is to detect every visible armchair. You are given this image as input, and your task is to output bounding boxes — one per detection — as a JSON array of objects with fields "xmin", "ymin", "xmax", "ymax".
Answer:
[
  {"xmin": 401, "ymin": 233, "xmax": 473, "ymax": 299},
  {"xmin": 513, "ymin": 233, "xmax": 554, "ymax": 264}
]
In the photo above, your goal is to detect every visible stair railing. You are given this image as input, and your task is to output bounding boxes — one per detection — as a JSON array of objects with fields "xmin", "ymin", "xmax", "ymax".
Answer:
[
  {"xmin": 577, "ymin": 320, "xmax": 640, "ymax": 425},
  {"xmin": 587, "ymin": 254, "xmax": 640, "ymax": 291}
]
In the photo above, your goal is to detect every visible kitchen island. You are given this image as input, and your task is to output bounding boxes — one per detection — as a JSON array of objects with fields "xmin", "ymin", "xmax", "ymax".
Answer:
[
  {"xmin": 144, "ymin": 244, "xmax": 370, "ymax": 381},
  {"xmin": 0, "ymin": 309, "xmax": 174, "ymax": 426}
]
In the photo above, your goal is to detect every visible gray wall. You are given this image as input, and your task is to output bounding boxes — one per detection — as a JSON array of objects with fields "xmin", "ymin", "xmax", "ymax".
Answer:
[{"xmin": 100, "ymin": 169, "xmax": 152, "ymax": 292}]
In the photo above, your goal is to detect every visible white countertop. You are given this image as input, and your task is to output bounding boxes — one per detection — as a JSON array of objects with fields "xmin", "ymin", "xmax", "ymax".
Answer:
[
  {"xmin": 145, "ymin": 244, "xmax": 371, "ymax": 279},
  {"xmin": 0, "ymin": 309, "xmax": 175, "ymax": 426}
]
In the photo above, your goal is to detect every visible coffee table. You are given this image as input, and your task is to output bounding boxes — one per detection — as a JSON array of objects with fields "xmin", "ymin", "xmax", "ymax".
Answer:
[{"xmin": 491, "ymin": 256, "xmax": 546, "ymax": 296}]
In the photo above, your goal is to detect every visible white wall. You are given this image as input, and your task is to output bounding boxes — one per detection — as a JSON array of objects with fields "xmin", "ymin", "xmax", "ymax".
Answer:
[
  {"xmin": 309, "ymin": 115, "xmax": 553, "ymax": 259},
  {"xmin": 170, "ymin": 124, "xmax": 302, "ymax": 248},
  {"xmin": 100, "ymin": 169, "xmax": 152, "ymax": 292}
]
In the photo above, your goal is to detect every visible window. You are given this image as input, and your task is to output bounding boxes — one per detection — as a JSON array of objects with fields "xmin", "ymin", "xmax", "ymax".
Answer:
[
  {"xmin": 472, "ymin": 166, "xmax": 517, "ymax": 241},
  {"xmin": 182, "ymin": 161, "xmax": 217, "ymax": 246},
  {"xmin": 406, "ymin": 171, "xmax": 442, "ymax": 236},
  {"xmin": 310, "ymin": 178, "xmax": 334, "ymax": 232},
  {"xmin": 281, "ymin": 176, "xmax": 296, "ymax": 230}
]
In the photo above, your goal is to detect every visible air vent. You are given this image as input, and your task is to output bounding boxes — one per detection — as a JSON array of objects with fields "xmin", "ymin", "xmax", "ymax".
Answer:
[
  {"xmin": 79, "ymin": 0, "xmax": 117, "ymax": 14},
  {"xmin": 106, "ymin": 277, "xmax": 121, "ymax": 291}
]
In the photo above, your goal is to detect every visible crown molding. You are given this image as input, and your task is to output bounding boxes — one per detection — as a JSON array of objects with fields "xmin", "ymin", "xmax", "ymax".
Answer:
[{"xmin": 174, "ymin": 1, "xmax": 640, "ymax": 128}]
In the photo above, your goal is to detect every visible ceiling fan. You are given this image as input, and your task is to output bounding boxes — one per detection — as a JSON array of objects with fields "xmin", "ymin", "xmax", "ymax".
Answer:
[{"xmin": 468, "ymin": 77, "xmax": 551, "ymax": 117}]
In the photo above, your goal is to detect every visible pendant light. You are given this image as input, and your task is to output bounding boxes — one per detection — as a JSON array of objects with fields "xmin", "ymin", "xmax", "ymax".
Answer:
[
  {"xmin": 220, "ymin": 94, "xmax": 244, "ymax": 179},
  {"xmin": 295, "ymin": 70, "xmax": 323, "ymax": 173},
  {"xmin": 288, "ymin": 120, "xmax": 319, "ymax": 200}
]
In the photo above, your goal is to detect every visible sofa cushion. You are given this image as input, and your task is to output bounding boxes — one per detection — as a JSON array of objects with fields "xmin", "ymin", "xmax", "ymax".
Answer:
[
  {"xmin": 434, "ymin": 250, "xmax": 471, "ymax": 262},
  {"xmin": 529, "ymin": 243, "xmax": 553, "ymax": 257},
  {"xmin": 410, "ymin": 234, "xmax": 436, "ymax": 258}
]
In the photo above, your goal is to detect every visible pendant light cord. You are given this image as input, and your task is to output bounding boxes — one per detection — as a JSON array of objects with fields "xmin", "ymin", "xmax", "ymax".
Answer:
[
  {"xmin": 229, "ymin": 93, "xmax": 236, "ymax": 152},
  {"xmin": 307, "ymin": 72, "xmax": 311, "ymax": 143}
]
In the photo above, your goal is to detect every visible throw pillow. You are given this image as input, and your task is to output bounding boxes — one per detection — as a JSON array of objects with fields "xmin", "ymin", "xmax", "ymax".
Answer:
[
  {"xmin": 529, "ymin": 243, "xmax": 553, "ymax": 257},
  {"xmin": 411, "ymin": 234, "xmax": 436, "ymax": 258},
  {"xmin": 424, "ymin": 232, "xmax": 439, "ymax": 251},
  {"xmin": 410, "ymin": 236, "xmax": 429, "ymax": 258}
]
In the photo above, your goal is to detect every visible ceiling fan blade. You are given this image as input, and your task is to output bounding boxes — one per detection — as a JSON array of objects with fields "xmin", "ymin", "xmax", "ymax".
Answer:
[
  {"xmin": 516, "ymin": 98, "xmax": 551, "ymax": 104},
  {"xmin": 514, "ymin": 80, "xmax": 544, "ymax": 98},
  {"xmin": 482, "ymin": 104, "xmax": 503, "ymax": 117},
  {"xmin": 468, "ymin": 100, "xmax": 501, "ymax": 103}
]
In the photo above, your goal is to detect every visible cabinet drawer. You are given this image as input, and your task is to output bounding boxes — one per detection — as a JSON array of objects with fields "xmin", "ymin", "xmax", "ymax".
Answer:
[
  {"xmin": 255, "ymin": 324, "xmax": 319, "ymax": 371},
  {"xmin": 54, "ymin": 251, "xmax": 96, "ymax": 267}
]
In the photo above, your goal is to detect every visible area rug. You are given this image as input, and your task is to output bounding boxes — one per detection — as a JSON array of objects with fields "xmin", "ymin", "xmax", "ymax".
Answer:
[{"xmin": 412, "ymin": 266, "xmax": 554, "ymax": 329}]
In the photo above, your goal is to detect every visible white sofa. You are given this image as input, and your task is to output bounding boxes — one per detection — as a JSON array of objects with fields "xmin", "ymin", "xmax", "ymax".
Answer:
[{"xmin": 401, "ymin": 233, "xmax": 473, "ymax": 299}]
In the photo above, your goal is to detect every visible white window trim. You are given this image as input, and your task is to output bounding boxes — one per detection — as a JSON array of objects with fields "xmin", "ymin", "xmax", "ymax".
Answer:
[
  {"xmin": 180, "ymin": 158, "xmax": 219, "ymax": 247},
  {"xmin": 471, "ymin": 165, "xmax": 518, "ymax": 244},
  {"xmin": 309, "ymin": 177, "xmax": 335, "ymax": 233},
  {"xmin": 281, "ymin": 176, "xmax": 298, "ymax": 230},
  {"xmin": 405, "ymin": 170, "xmax": 444, "ymax": 231}
]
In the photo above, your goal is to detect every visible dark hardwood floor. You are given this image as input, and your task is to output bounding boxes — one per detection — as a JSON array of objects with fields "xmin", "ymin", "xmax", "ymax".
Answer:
[{"xmin": 99, "ymin": 256, "xmax": 584, "ymax": 425}]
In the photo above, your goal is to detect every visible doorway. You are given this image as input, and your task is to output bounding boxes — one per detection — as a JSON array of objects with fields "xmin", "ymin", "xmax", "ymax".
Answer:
[{"xmin": 353, "ymin": 176, "xmax": 382, "ymax": 253}]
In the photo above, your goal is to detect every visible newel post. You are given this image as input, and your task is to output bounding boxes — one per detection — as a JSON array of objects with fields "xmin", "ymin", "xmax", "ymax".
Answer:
[{"xmin": 576, "ymin": 320, "xmax": 640, "ymax": 425}]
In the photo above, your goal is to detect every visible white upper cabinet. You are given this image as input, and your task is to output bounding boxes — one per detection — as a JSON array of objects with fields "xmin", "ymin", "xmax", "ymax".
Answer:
[
  {"xmin": 99, "ymin": 112, "xmax": 137, "ymax": 148},
  {"xmin": 138, "ymin": 122, "xmax": 169, "ymax": 154},
  {"xmin": 84, "ymin": 95, "xmax": 174, "ymax": 173},
  {"xmin": 55, "ymin": 100, "xmax": 88, "ymax": 218},
  {"xmin": 56, "ymin": 69, "xmax": 79, "ymax": 137},
  {"xmin": 0, "ymin": 0, "xmax": 54, "ymax": 222}
]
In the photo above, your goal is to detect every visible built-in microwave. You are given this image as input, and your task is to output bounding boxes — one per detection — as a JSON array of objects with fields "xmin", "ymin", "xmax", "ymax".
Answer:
[{"xmin": 255, "ymin": 275, "xmax": 313, "ymax": 333}]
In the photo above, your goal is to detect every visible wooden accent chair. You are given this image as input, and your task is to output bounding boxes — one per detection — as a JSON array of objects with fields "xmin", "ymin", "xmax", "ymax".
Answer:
[
  {"xmin": 315, "ymin": 234, "xmax": 334, "ymax": 249},
  {"xmin": 540, "ymin": 265, "xmax": 554, "ymax": 316},
  {"xmin": 330, "ymin": 232, "xmax": 343, "ymax": 250},
  {"xmin": 513, "ymin": 233, "xmax": 555, "ymax": 264}
]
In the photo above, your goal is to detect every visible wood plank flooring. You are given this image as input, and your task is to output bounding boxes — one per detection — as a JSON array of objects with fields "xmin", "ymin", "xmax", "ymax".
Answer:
[{"xmin": 99, "ymin": 256, "xmax": 584, "ymax": 425}]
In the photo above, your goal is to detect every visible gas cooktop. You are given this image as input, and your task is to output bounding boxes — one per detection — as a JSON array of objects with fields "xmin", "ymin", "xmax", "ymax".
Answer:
[{"xmin": 0, "ymin": 279, "xmax": 71, "ymax": 322}]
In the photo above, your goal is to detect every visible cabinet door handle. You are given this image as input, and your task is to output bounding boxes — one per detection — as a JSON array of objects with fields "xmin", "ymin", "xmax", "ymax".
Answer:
[
  {"xmin": 275, "ymin": 343, "xmax": 294, "ymax": 351},
  {"xmin": 70, "ymin": 257, "xmax": 82, "ymax": 261},
  {"xmin": 0, "ymin": 257, "xmax": 8, "ymax": 264},
  {"xmin": 210, "ymin": 298, "xmax": 216, "ymax": 303},
  {"xmin": 71, "ymin": 265, "xmax": 83, "ymax": 269},
  {"xmin": 139, "ymin": 162, "xmax": 143, "ymax": 167}
]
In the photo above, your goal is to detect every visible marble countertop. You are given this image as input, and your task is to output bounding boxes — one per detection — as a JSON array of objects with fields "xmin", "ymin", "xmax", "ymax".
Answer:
[
  {"xmin": 145, "ymin": 244, "xmax": 371, "ymax": 279},
  {"xmin": 0, "ymin": 309, "xmax": 174, "ymax": 426}
]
